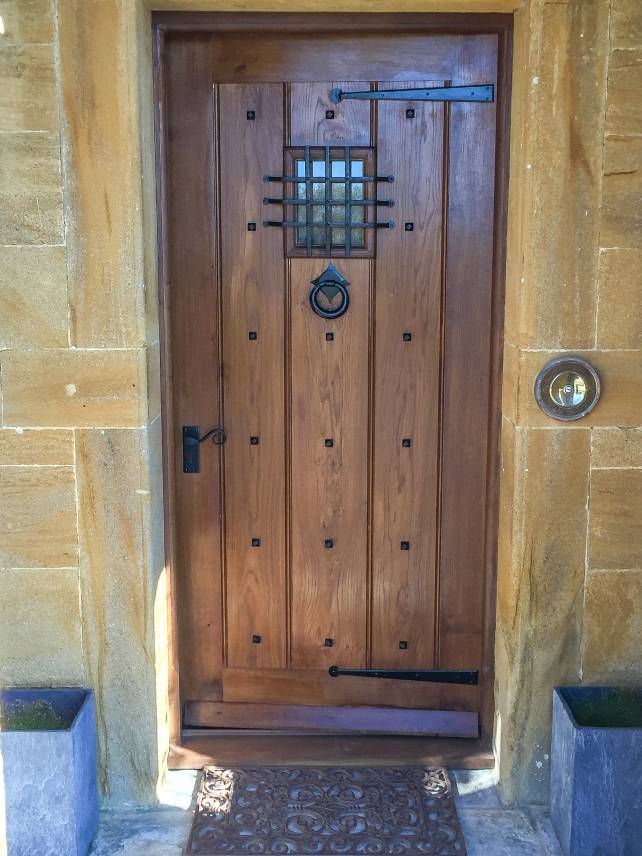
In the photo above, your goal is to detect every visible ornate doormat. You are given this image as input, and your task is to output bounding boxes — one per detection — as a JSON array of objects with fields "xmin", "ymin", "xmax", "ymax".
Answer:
[{"xmin": 186, "ymin": 766, "xmax": 467, "ymax": 855}]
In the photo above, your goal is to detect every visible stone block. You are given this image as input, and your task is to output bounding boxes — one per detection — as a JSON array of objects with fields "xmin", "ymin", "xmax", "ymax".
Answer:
[
  {"xmin": 58, "ymin": 0, "xmax": 145, "ymax": 348},
  {"xmin": 591, "ymin": 427, "xmax": 642, "ymax": 469},
  {"xmin": 583, "ymin": 570, "xmax": 642, "ymax": 684},
  {"xmin": 601, "ymin": 137, "xmax": 642, "ymax": 250},
  {"xmin": 518, "ymin": 350, "xmax": 642, "ymax": 427},
  {"xmin": 606, "ymin": 50, "xmax": 642, "ymax": 137},
  {"xmin": 0, "ymin": 568, "xmax": 84, "ymax": 685},
  {"xmin": 0, "ymin": 688, "xmax": 99, "ymax": 856},
  {"xmin": 611, "ymin": 0, "xmax": 642, "ymax": 50},
  {"xmin": 596, "ymin": 249, "xmax": 642, "ymax": 349},
  {"xmin": 0, "ymin": 429, "xmax": 74, "ymax": 466},
  {"xmin": 507, "ymin": 0, "xmax": 608, "ymax": 349},
  {"xmin": 496, "ymin": 427, "xmax": 588, "ymax": 803},
  {"xmin": 75, "ymin": 429, "xmax": 158, "ymax": 804},
  {"xmin": 0, "ymin": 44, "xmax": 57, "ymax": 131},
  {"xmin": 0, "ymin": 348, "xmax": 147, "ymax": 428},
  {"xmin": 588, "ymin": 469, "xmax": 642, "ymax": 570},
  {"xmin": 0, "ymin": 131, "xmax": 63, "ymax": 244},
  {"xmin": 0, "ymin": 0, "xmax": 55, "ymax": 44},
  {"xmin": 0, "ymin": 246, "xmax": 68, "ymax": 348},
  {"xmin": 0, "ymin": 466, "xmax": 78, "ymax": 568}
]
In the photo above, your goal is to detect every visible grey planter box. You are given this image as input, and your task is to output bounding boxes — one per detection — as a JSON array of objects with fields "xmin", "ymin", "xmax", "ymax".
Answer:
[
  {"xmin": 0, "ymin": 688, "xmax": 99, "ymax": 856},
  {"xmin": 551, "ymin": 686, "xmax": 642, "ymax": 856}
]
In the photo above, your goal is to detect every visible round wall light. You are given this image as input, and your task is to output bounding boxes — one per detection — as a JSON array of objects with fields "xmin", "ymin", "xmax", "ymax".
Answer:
[{"xmin": 534, "ymin": 356, "xmax": 601, "ymax": 421}]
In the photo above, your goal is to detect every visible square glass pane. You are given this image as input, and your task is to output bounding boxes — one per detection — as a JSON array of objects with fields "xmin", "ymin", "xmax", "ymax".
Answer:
[
  {"xmin": 351, "ymin": 228, "xmax": 365, "ymax": 245},
  {"xmin": 332, "ymin": 227, "xmax": 346, "ymax": 246}
]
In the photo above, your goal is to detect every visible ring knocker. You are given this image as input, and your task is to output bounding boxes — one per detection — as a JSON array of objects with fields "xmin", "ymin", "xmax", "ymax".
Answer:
[{"xmin": 310, "ymin": 264, "xmax": 350, "ymax": 319}]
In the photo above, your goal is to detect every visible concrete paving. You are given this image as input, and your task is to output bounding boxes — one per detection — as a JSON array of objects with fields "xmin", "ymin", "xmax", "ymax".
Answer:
[{"xmin": 90, "ymin": 768, "xmax": 563, "ymax": 855}]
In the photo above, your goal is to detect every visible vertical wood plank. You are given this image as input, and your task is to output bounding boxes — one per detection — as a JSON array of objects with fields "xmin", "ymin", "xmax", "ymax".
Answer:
[
  {"xmin": 219, "ymin": 83, "xmax": 286, "ymax": 669},
  {"xmin": 438, "ymin": 39, "xmax": 498, "ymax": 708},
  {"xmin": 163, "ymin": 35, "xmax": 222, "ymax": 700},
  {"xmin": 289, "ymin": 258, "xmax": 370, "ymax": 669},
  {"xmin": 372, "ymin": 82, "xmax": 444, "ymax": 669},
  {"xmin": 288, "ymin": 83, "xmax": 372, "ymax": 670}
]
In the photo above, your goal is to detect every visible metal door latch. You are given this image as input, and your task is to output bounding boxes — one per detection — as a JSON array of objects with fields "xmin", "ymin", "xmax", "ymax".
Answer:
[
  {"xmin": 330, "ymin": 84, "xmax": 494, "ymax": 104},
  {"xmin": 183, "ymin": 425, "xmax": 226, "ymax": 474},
  {"xmin": 328, "ymin": 666, "xmax": 479, "ymax": 686}
]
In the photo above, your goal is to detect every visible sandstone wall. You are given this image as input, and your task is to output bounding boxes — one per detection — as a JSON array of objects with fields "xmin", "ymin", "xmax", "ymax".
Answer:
[{"xmin": 0, "ymin": 0, "xmax": 639, "ymax": 806}]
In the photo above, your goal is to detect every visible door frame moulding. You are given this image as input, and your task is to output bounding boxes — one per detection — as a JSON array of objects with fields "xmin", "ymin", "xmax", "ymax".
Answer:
[{"xmin": 152, "ymin": 10, "xmax": 512, "ymax": 769}]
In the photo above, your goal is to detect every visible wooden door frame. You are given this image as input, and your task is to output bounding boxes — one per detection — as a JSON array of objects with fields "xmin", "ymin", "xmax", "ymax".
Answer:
[{"xmin": 153, "ymin": 11, "xmax": 512, "ymax": 769}]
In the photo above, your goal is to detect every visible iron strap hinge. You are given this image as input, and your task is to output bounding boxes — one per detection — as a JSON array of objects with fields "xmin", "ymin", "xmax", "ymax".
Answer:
[
  {"xmin": 330, "ymin": 84, "xmax": 494, "ymax": 104},
  {"xmin": 328, "ymin": 666, "xmax": 479, "ymax": 686}
]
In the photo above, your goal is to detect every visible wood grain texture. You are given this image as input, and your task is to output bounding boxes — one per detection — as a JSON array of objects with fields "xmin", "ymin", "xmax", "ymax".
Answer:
[
  {"xmin": 290, "ymin": 82, "xmax": 370, "ymax": 146},
  {"xmin": 170, "ymin": 735, "xmax": 493, "ymax": 769},
  {"xmin": 371, "ymin": 81, "xmax": 444, "ymax": 670},
  {"xmin": 437, "ymin": 38, "xmax": 498, "ymax": 712},
  {"xmin": 184, "ymin": 700, "xmax": 478, "ymax": 737},
  {"xmin": 160, "ymin": 36, "xmax": 222, "ymax": 701},
  {"xmin": 222, "ymin": 667, "xmax": 474, "ymax": 711},
  {"xmin": 289, "ymin": 258, "xmax": 370, "ymax": 670},
  {"xmin": 219, "ymin": 84, "xmax": 287, "ymax": 669}
]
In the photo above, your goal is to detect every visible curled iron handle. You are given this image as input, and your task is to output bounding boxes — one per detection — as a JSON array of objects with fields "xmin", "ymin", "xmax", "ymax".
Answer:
[{"xmin": 199, "ymin": 427, "xmax": 226, "ymax": 446}]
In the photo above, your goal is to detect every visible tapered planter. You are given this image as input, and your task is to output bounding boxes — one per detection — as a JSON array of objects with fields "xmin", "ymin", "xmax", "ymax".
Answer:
[
  {"xmin": 551, "ymin": 687, "xmax": 642, "ymax": 856},
  {"xmin": 0, "ymin": 688, "xmax": 99, "ymax": 856}
]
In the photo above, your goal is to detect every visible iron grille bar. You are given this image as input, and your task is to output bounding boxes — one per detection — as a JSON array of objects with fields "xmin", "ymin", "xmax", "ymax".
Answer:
[
  {"xmin": 264, "ymin": 198, "xmax": 394, "ymax": 207},
  {"xmin": 344, "ymin": 145, "xmax": 352, "ymax": 257},
  {"xmin": 324, "ymin": 144, "xmax": 331, "ymax": 256},
  {"xmin": 263, "ymin": 221, "xmax": 393, "ymax": 229},
  {"xmin": 304, "ymin": 145, "xmax": 312, "ymax": 257},
  {"xmin": 264, "ymin": 175, "xmax": 394, "ymax": 184}
]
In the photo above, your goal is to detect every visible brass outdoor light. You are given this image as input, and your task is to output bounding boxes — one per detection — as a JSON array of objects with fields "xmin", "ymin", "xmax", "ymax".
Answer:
[{"xmin": 534, "ymin": 356, "xmax": 601, "ymax": 421}]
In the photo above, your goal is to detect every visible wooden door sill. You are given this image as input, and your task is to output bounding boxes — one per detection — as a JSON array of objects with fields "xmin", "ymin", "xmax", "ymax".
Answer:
[{"xmin": 169, "ymin": 732, "xmax": 494, "ymax": 769}]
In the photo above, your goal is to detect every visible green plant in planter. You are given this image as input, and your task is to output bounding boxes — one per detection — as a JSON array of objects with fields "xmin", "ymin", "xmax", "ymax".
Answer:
[{"xmin": 0, "ymin": 699, "xmax": 68, "ymax": 731}]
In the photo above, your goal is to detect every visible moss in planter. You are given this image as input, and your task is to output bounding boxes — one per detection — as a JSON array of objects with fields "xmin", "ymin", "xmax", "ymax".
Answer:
[
  {"xmin": 0, "ymin": 699, "xmax": 68, "ymax": 731},
  {"xmin": 568, "ymin": 689, "xmax": 642, "ymax": 728}
]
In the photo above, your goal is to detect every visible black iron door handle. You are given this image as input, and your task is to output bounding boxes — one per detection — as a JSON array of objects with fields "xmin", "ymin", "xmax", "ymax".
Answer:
[{"xmin": 183, "ymin": 425, "xmax": 226, "ymax": 473}]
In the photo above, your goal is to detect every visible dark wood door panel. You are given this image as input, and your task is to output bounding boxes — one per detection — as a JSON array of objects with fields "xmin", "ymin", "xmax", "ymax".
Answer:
[
  {"xmin": 184, "ymin": 700, "xmax": 478, "ymax": 738},
  {"xmin": 290, "ymin": 258, "xmax": 370, "ymax": 670},
  {"xmin": 156, "ymin": 19, "xmax": 509, "ymax": 743},
  {"xmin": 371, "ymin": 81, "xmax": 444, "ymax": 670},
  {"xmin": 218, "ymin": 83, "xmax": 287, "ymax": 669},
  {"xmin": 222, "ymin": 667, "xmax": 479, "ymax": 712}
]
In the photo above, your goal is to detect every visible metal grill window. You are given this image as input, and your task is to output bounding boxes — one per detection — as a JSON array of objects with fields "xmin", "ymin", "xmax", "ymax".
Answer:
[
  {"xmin": 263, "ymin": 146, "xmax": 394, "ymax": 258},
  {"xmin": 294, "ymin": 155, "xmax": 366, "ymax": 252}
]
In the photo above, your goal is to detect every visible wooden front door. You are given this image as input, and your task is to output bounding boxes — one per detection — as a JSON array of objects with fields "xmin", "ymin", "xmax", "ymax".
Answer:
[{"xmin": 156, "ymin": 14, "xmax": 509, "ymax": 748}]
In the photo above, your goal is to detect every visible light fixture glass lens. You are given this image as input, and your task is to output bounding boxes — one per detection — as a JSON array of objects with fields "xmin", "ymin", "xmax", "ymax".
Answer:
[{"xmin": 549, "ymin": 371, "xmax": 587, "ymax": 407}]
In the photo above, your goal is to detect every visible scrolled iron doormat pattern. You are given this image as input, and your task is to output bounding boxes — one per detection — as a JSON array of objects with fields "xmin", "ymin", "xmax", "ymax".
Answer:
[{"xmin": 187, "ymin": 766, "xmax": 467, "ymax": 854}]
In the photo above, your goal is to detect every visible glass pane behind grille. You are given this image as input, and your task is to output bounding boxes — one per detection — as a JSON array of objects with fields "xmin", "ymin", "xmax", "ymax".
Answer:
[{"xmin": 295, "ymin": 156, "xmax": 366, "ymax": 250}]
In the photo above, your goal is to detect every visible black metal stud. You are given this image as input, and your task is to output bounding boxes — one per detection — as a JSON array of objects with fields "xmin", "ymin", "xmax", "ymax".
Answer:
[
  {"xmin": 324, "ymin": 638, "xmax": 334, "ymax": 647},
  {"xmin": 247, "ymin": 110, "xmax": 256, "ymax": 120},
  {"xmin": 406, "ymin": 108, "xmax": 415, "ymax": 118},
  {"xmin": 251, "ymin": 538, "xmax": 261, "ymax": 547},
  {"xmin": 399, "ymin": 640, "xmax": 408, "ymax": 650},
  {"xmin": 252, "ymin": 634, "xmax": 261, "ymax": 644},
  {"xmin": 249, "ymin": 331, "xmax": 257, "ymax": 340},
  {"xmin": 326, "ymin": 332, "xmax": 334, "ymax": 341},
  {"xmin": 325, "ymin": 539, "xmax": 334, "ymax": 549},
  {"xmin": 401, "ymin": 541, "xmax": 410, "ymax": 550},
  {"xmin": 247, "ymin": 222, "xmax": 257, "ymax": 231},
  {"xmin": 325, "ymin": 109, "xmax": 335, "ymax": 119},
  {"xmin": 402, "ymin": 438, "xmax": 412, "ymax": 447},
  {"xmin": 250, "ymin": 436, "xmax": 259, "ymax": 445},
  {"xmin": 403, "ymin": 332, "xmax": 412, "ymax": 342},
  {"xmin": 325, "ymin": 439, "xmax": 334, "ymax": 447},
  {"xmin": 404, "ymin": 222, "xmax": 414, "ymax": 231}
]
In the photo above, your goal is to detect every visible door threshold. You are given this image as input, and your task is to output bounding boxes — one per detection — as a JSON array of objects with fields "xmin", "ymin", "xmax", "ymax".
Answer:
[{"xmin": 170, "ymin": 732, "xmax": 494, "ymax": 770}]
